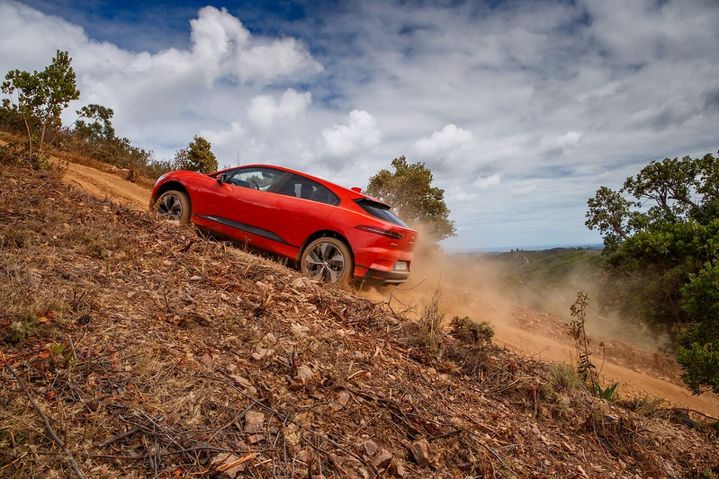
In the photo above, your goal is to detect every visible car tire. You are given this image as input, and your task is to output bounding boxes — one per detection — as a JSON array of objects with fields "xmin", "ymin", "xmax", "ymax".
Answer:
[
  {"xmin": 300, "ymin": 237, "xmax": 353, "ymax": 284},
  {"xmin": 154, "ymin": 190, "xmax": 191, "ymax": 224}
]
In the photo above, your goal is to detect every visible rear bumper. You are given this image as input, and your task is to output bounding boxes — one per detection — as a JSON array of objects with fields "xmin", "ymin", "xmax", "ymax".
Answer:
[{"xmin": 360, "ymin": 268, "xmax": 410, "ymax": 285}]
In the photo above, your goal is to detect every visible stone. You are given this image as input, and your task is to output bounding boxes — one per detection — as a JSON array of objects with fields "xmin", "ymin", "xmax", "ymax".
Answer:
[
  {"xmin": 244, "ymin": 411, "xmax": 265, "ymax": 433},
  {"xmin": 372, "ymin": 449, "xmax": 393, "ymax": 469},
  {"xmin": 362, "ymin": 439, "xmax": 378, "ymax": 457},
  {"xmin": 296, "ymin": 365, "xmax": 314, "ymax": 383},
  {"xmin": 410, "ymin": 438, "xmax": 430, "ymax": 467}
]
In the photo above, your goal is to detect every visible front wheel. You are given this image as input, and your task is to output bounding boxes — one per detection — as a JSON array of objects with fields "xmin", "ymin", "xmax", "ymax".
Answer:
[
  {"xmin": 154, "ymin": 190, "xmax": 191, "ymax": 224},
  {"xmin": 300, "ymin": 237, "xmax": 353, "ymax": 284}
]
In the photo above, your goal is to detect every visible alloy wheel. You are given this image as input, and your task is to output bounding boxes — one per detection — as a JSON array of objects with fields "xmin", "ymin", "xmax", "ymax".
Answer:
[
  {"xmin": 157, "ymin": 193, "xmax": 183, "ymax": 220},
  {"xmin": 303, "ymin": 241, "xmax": 345, "ymax": 283}
]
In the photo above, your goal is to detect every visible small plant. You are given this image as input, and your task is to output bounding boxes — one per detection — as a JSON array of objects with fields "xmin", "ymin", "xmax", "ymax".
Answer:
[
  {"xmin": 450, "ymin": 316, "xmax": 494, "ymax": 345},
  {"xmin": 551, "ymin": 362, "xmax": 581, "ymax": 392},
  {"xmin": 46, "ymin": 342, "xmax": 71, "ymax": 368},
  {"xmin": 412, "ymin": 290, "xmax": 444, "ymax": 351},
  {"xmin": 570, "ymin": 291, "xmax": 597, "ymax": 386},
  {"xmin": 7, "ymin": 314, "xmax": 38, "ymax": 344},
  {"xmin": 569, "ymin": 292, "xmax": 620, "ymax": 400},
  {"xmin": 594, "ymin": 382, "xmax": 619, "ymax": 401}
]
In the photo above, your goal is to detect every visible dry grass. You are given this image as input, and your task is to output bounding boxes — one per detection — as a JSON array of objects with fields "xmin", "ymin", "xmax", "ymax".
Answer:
[{"xmin": 1, "ymin": 163, "xmax": 718, "ymax": 478}]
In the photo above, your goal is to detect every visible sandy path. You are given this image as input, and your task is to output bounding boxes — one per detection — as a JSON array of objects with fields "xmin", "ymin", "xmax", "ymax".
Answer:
[
  {"xmin": 59, "ymin": 160, "xmax": 150, "ymax": 211},
  {"xmin": 493, "ymin": 323, "xmax": 719, "ymax": 417}
]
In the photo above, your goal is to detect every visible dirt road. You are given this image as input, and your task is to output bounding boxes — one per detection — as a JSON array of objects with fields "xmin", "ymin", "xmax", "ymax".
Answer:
[
  {"xmin": 60, "ymin": 160, "xmax": 150, "ymax": 211},
  {"xmin": 35, "ymin": 152, "xmax": 719, "ymax": 417}
]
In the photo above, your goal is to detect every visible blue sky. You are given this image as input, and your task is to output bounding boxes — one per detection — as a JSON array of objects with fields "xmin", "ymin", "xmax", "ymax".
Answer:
[{"xmin": 1, "ymin": 0, "xmax": 718, "ymax": 250}]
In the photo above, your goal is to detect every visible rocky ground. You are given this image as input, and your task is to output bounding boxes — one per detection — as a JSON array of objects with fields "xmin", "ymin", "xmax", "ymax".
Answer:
[{"xmin": 1, "ymin": 163, "xmax": 717, "ymax": 478}]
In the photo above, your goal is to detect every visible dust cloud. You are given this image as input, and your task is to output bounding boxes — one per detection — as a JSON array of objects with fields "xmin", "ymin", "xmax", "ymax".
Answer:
[{"xmin": 360, "ymin": 233, "xmax": 667, "ymax": 356}]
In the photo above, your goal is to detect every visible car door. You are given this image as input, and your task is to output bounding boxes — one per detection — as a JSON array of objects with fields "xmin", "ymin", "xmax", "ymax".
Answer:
[
  {"xmin": 197, "ymin": 166, "xmax": 288, "ymax": 243},
  {"xmin": 266, "ymin": 173, "xmax": 339, "ymax": 249}
]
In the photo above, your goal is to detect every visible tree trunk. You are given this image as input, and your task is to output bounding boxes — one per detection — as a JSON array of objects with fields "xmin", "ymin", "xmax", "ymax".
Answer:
[
  {"xmin": 39, "ymin": 122, "xmax": 47, "ymax": 153},
  {"xmin": 22, "ymin": 115, "xmax": 32, "ymax": 155}
]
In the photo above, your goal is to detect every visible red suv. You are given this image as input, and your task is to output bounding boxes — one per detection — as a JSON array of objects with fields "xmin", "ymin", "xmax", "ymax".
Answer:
[{"xmin": 150, "ymin": 164, "xmax": 416, "ymax": 284}]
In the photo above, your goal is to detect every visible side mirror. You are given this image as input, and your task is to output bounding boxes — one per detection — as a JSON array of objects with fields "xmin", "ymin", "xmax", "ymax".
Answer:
[{"xmin": 216, "ymin": 174, "xmax": 225, "ymax": 184}]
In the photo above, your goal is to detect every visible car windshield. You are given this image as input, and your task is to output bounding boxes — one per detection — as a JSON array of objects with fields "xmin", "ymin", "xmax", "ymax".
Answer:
[{"xmin": 356, "ymin": 199, "xmax": 408, "ymax": 227}]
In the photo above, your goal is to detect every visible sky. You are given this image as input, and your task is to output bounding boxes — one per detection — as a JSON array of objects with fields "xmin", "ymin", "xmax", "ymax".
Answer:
[{"xmin": 1, "ymin": 0, "xmax": 718, "ymax": 250}]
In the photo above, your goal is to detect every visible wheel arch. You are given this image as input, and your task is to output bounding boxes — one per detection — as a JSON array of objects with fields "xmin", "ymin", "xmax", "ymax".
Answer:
[
  {"xmin": 298, "ymin": 230, "xmax": 354, "ymax": 269},
  {"xmin": 154, "ymin": 180, "xmax": 191, "ymax": 204},
  {"xmin": 153, "ymin": 181, "xmax": 193, "ymax": 220}
]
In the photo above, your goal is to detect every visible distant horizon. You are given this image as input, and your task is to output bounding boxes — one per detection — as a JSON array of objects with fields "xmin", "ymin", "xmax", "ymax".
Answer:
[{"xmin": 446, "ymin": 242, "xmax": 604, "ymax": 254}]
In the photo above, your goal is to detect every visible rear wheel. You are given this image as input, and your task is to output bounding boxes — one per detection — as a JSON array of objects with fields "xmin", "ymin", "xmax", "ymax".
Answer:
[
  {"xmin": 300, "ymin": 237, "xmax": 353, "ymax": 284},
  {"xmin": 154, "ymin": 190, "xmax": 191, "ymax": 224}
]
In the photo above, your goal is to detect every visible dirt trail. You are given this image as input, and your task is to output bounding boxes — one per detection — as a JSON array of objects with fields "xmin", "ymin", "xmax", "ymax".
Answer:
[
  {"xmin": 376, "ymin": 275, "xmax": 719, "ymax": 417},
  {"xmin": 494, "ymin": 323, "xmax": 719, "ymax": 417},
  {"xmin": 41, "ymin": 153, "xmax": 719, "ymax": 418},
  {"xmin": 59, "ymin": 160, "xmax": 150, "ymax": 211},
  {"xmin": 0, "ymin": 138, "xmax": 150, "ymax": 211}
]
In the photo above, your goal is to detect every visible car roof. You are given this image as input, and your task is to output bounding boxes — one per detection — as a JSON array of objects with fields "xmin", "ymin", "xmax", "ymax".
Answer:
[{"xmin": 218, "ymin": 163, "xmax": 391, "ymax": 207}]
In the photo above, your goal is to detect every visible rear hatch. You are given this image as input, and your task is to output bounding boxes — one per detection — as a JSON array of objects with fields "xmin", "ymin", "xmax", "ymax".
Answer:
[{"xmin": 354, "ymin": 198, "xmax": 417, "ymax": 252}]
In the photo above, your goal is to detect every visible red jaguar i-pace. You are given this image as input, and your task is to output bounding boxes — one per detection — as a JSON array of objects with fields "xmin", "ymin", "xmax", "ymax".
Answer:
[{"xmin": 150, "ymin": 164, "xmax": 417, "ymax": 284}]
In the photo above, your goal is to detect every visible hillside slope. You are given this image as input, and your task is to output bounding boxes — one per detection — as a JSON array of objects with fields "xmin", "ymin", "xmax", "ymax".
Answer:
[{"xmin": 1, "ymin": 166, "xmax": 718, "ymax": 477}]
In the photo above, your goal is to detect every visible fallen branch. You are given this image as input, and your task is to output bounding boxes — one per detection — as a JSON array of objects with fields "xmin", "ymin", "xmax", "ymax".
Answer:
[{"xmin": 5, "ymin": 364, "xmax": 86, "ymax": 479}]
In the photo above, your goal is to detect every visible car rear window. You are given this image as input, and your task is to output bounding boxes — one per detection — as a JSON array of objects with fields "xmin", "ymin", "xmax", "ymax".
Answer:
[
  {"xmin": 277, "ymin": 174, "xmax": 340, "ymax": 206},
  {"xmin": 355, "ymin": 199, "xmax": 408, "ymax": 227}
]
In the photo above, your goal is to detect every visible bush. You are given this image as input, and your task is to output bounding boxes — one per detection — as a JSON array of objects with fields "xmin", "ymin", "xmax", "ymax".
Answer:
[
  {"xmin": 174, "ymin": 135, "xmax": 218, "ymax": 173},
  {"xmin": 450, "ymin": 315, "xmax": 494, "ymax": 345},
  {"xmin": 586, "ymin": 151, "xmax": 719, "ymax": 393},
  {"xmin": 411, "ymin": 291, "xmax": 444, "ymax": 352},
  {"xmin": 0, "ymin": 141, "xmax": 50, "ymax": 170},
  {"xmin": 550, "ymin": 363, "xmax": 581, "ymax": 392}
]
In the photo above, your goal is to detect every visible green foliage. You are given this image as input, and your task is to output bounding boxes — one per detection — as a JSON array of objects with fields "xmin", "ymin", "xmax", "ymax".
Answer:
[
  {"xmin": 594, "ymin": 382, "xmax": 619, "ymax": 401},
  {"xmin": 550, "ymin": 363, "xmax": 581, "ymax": 392},
  {"xmin": 586, "ymin": 186, "xmax": 638, "ymax": 249},
  {"xmin": 174, "ymin": 135, "xmax": 218, "ymax": 173},
  {"xmin": 1, "ymin": 54, "xmax": 172, "ymax": 179},
  {"xmin": 1, "ymin": 50, "xmax": 79, "ymax": 154},
  {"xmin": 677, "ymin": 343, "xmax": 719, "ymax": 394},
  {"xmin": 75, "ymin": 104, "xmax": 115, "ymax": 142},
  {"xmin": 586, "ymin": 151, "xmax": 719, "ymax": 393},
  {"xmin": 66, "ymin": 103, "xmax": 158, "ymax": 173},
  {"xmin": 0, "ymin": 140, "xmax": 50, "ymax": 170},
  {"xmin": 450, "ymin": 315, "xmax": 494, "ymax": 345},
  {"xmin": 6, "ymin": 313, "xmax": 39, "ymax": 344},
  {"xmin": 367, "ymin": 155, "xmax": 455, "ymax": 241}
]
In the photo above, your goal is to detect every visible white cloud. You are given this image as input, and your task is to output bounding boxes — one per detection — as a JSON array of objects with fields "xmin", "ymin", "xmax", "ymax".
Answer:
[
  {"xmin": 414, "ymin": 124, "xmax": 474, "ymax": 157},
  {"xmin": 1, "ymin": 0, "xmax": 718, "ymax": 249},
  {"xmin": 474, "ymin": 173, "xmax": 502, "ymax": 190},
  {"xmin": 321, "ymin": 110, "xmax": 382, "ymax": 159},
  {"xmin": 248, "ymin": 89, "xmax": 312, "ymax": 129},
  {"xmin": 539, "ymin": 131, "xmax": 583, "ymax": 156}
]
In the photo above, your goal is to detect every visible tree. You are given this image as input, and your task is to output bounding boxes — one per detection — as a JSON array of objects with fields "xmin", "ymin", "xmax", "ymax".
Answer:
[
  {"xmin": 75, "ymin": 104, "xmax": 115, "ymax": 143},
  {"xmin": 174, "ymin": 136, "xmax": 218, "ymax": 173},
  {"xmin": 367, "ymin": 156, "xmax": 455, "ymax": 241},
  {"xmin": 1, "ymin": 50, "xmax": 80, "ymax": 154},
  {"xmin": 586, "ymin": 151, "xmax": 719, "ymax": 393}
]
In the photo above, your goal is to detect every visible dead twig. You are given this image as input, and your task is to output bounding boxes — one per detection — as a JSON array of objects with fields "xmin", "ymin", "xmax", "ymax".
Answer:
[{"xmin": 5, "ymin": 364, "xmax": 86, "ymax": 479}]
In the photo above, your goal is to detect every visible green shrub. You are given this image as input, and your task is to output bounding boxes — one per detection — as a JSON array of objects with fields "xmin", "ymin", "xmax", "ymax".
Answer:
[
  {"xmin": 450, "ymin": 315, "xmax": 494, "ymax": 345},
  {"xmin": 551, "ymin": 363, "xmax": 581, "ymax": 392}
]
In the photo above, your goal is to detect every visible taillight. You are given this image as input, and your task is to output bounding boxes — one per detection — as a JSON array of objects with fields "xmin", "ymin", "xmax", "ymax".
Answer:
[{"xmin": 355, "ymin": 225, "xmax": 404, "ymax": 239}]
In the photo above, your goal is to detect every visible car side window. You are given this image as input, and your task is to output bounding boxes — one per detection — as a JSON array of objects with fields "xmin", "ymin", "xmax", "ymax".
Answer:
[
  {"xmin": 277, "ymin": 174, "xmax": 339, "ymax": 206},
  {"xmin": 223, "ymin": 168, "xmax": 284, "ymax": 191}
]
